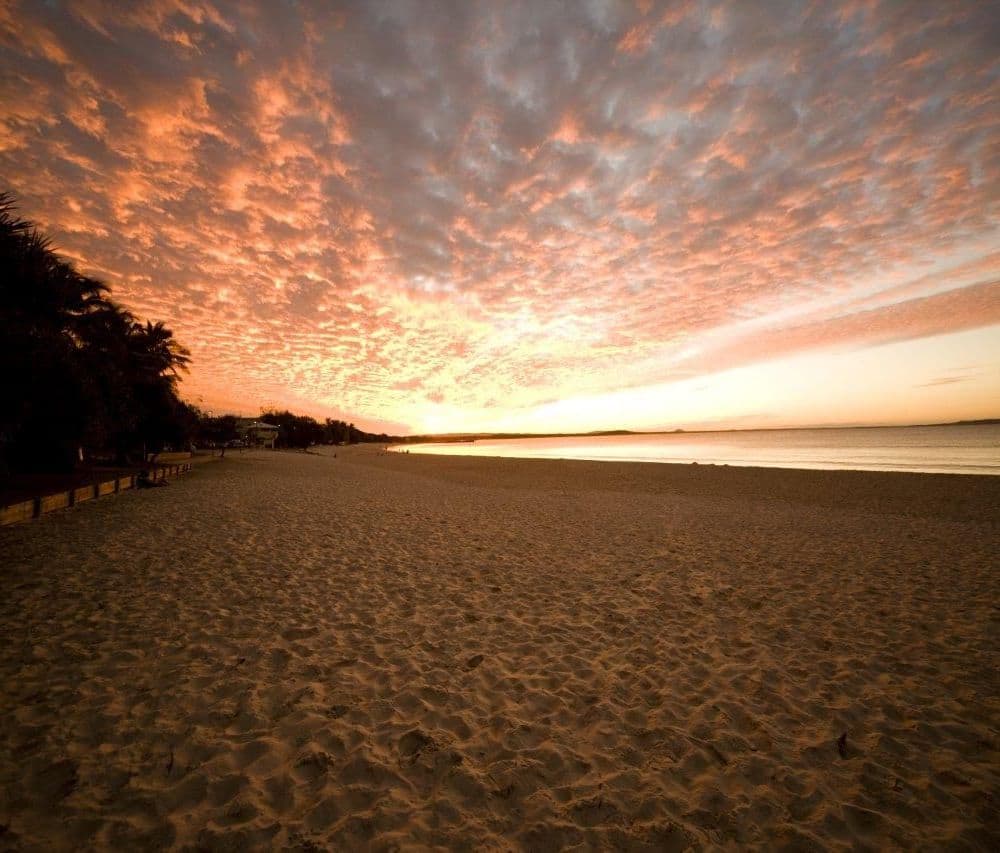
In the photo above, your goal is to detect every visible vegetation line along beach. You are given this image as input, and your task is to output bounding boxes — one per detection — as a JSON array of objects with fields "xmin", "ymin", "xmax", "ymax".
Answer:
[
  {"xmin": 0, "ymin": 193, "xmax": 395, "ymax": 508},
  {"xmin": 2, "ymin": 1, "xmax": 999, "ymax": 849}
]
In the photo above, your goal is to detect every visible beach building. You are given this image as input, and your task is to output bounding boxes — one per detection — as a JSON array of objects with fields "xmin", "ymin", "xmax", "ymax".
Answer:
[{"xmin": 236, "ymin": 418, "xmax": 279, "ymax": 448}]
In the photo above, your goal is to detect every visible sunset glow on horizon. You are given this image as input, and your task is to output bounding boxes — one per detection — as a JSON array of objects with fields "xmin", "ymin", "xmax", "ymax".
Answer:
[{"xmin": 2, "ymin": 1, "xmax": 998, "ymax": 434}]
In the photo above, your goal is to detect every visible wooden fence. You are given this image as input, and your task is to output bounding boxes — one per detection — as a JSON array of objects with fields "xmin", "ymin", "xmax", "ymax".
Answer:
[{"xmin": 0, "ymin": 463, "xmax": 193, "ymax": 527}]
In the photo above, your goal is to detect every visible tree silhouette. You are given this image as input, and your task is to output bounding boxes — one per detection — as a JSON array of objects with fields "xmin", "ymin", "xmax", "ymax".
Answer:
[
  {"xmin": 1, "ymin": 190, "xmax": 400, "ymax": 477},
  {"xmin": 0, "ymin": 191, "xmax": 195, "ymax": 475}
]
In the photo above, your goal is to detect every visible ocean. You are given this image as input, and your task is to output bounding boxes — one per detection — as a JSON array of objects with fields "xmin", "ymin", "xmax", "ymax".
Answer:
[{"xmin": 399, "ymin": 423, "xmax": 1000, "ymax": 475}]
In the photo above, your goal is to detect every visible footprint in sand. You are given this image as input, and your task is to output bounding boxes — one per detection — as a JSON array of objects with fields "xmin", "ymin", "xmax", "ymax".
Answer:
[
  {"xmin": 398, "ymin": 728, "xmax": 435, "ymax": 759},
  {"xmin": 208, "ymin": 773, "xmax": 247, "ymax": 807},
  {"xmin": 32, "ymin": 758, "xmax": 78, "ymax": 805},
  {"xmin": 293, "ymin": 751, "xmax": 335, "ymax": 784}
]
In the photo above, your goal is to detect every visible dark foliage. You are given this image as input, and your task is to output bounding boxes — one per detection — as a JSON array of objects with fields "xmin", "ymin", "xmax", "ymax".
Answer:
[
  {"xmin": 195, "ymin": 414, "xmax": 239, "ymax": 447},
  {"xmin": 258, "ymin": 411, "xmax": 397, "ymax": 448},
  {"xmin": 0, "ymin": 192, "xmax": 192, "ymax": 476},
  {"xmin": 0, "ymin": 191, "xmax": 404, "ymax": 478}
]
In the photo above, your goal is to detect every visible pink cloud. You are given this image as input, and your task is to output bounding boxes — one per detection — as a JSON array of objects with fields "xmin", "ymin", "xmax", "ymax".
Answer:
[
  {"xmin": 0, "ymin": 0, "xmax": 997, "ymax": 430},
  {"xmin": 683, "ymin": 279, "xmax": 1000, "ymax": 378}
]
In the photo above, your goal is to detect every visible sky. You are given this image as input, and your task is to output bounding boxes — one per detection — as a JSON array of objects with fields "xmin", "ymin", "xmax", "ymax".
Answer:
[{"xmin": 1, "ymin": 0, "xmax": 998, "ymax": 434}]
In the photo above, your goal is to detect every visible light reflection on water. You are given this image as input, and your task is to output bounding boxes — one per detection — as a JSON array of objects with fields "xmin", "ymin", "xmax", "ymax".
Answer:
[{"xmin": 395, "ymin": 424, "xmax": 1000, "ymax": 475}]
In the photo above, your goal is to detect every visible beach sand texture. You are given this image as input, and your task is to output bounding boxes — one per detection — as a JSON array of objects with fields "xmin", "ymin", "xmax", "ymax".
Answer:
[{"xmin": 1, "ymin": 448, "xmax": 997, "ymax": 850}]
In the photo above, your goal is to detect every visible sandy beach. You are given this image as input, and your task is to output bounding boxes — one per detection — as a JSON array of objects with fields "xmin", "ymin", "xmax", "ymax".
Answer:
[{"xmin": 1, "ymin": 447, "xmax": 997, "ymax": 851}]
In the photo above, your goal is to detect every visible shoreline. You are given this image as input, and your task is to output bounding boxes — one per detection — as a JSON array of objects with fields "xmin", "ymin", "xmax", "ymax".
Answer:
[
  {"xmin": 392, "ymin": 446, "xmax": 1000, "ymax": 478},
  {"xmin": 387, "ymin": 422, "xmax": 1000, "ymax": 479},
  {"xmin": 369, "ymin": 445, "xmax": 1000, "ymax": 524},
  {"xmin": 2, "ymin": 448, "xmax": 997, "ymax": 848}
]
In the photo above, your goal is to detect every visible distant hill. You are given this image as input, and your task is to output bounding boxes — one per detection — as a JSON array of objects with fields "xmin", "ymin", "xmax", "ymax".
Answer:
[
  {"xmin": 397, "ymin": 419, "xmax": 999, "ymax": 444},
  {"xmin": 399, "ymin": 429, "xmax": 638, "ymax": 444}
]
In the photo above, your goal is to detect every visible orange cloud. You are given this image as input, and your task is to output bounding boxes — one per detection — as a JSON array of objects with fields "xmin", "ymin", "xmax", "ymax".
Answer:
[{"xmin": 0, "ymin": 0, "xmax": 997, "ymax": 431}]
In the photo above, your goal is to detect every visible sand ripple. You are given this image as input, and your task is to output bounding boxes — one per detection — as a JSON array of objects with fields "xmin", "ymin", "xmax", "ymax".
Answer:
[{"xmin": 1, "ymin": 449, "xmax": 997, "ymax": 849}]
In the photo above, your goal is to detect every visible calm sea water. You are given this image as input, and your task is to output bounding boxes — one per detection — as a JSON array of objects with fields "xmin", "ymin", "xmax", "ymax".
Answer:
[{"xmin": 400, "ymin": 424, "xmax": 1000, "ymax": 475}]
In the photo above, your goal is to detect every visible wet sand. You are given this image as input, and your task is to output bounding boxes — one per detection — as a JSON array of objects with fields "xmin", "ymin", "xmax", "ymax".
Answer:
[{"xmin": 1, "ymin": 447, "xmax": 997, "ymax": 850}]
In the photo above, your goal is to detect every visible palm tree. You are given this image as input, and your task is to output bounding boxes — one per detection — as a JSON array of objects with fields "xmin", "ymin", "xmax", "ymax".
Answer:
[
  {"xmin": 0, "ymin": 194, "xmax": 108, "ymax": 335},
  {"xmin": 0, "ymin": 191, "xmax": 195, "ymax": 472},
  {"xmin": 0, "ymin": 194, "xmax": 102, "ymax": 471},
  {"xmin": 75, "ymin": 300, "xmax": 140, "ymax": 458},
  {"xmin": 128, "ymin": 319, "xmax": 191, "ymax": 384}
]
